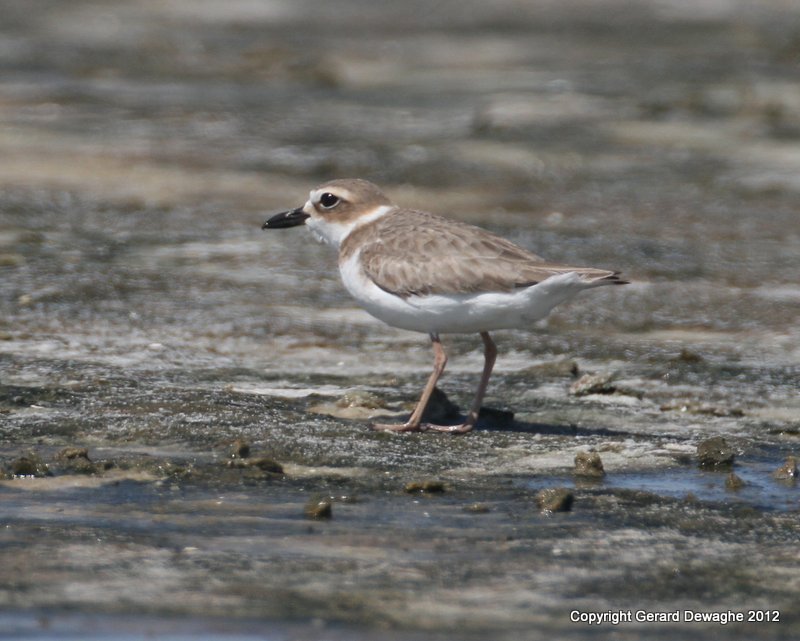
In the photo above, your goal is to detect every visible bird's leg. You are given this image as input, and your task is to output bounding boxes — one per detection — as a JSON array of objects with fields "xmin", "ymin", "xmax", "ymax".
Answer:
[
  {"xmin": 423, "ymin": 332, "xmax": 496, "ymax": 434},
  {"xmin": 369, "ymin": 333, "xmax": 447, "ymax": 432}
]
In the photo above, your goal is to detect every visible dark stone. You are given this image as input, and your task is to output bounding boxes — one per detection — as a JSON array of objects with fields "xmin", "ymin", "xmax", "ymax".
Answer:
[{"xmin": 697, "ymin": 437, "xmax": 735, "ymax": 468}]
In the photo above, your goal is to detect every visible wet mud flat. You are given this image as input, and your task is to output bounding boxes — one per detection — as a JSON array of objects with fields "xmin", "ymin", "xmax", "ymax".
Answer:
[
  {"xmin": 2, "ymin": 0, "xmax": 800, "ymax": 639},
  {"xmin": 1, "ymin": 372, "xmax": 800, "ymax": 641},
  {"xmin": 2, "ymin": 318, "xmax": 799, "ymax": 641}
]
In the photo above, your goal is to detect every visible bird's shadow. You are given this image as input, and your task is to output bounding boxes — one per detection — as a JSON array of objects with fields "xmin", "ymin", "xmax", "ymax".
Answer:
[
  {"xmin": 479, "ymin": 418, "xmax": 630, "ymax": 438},
  {"xmin": 409, "ymin": 405, "xmax": 645, "ymax": 439},
  {"xmin": 475, "ymin": 412, "xmax": 634, "ymax": 438}
]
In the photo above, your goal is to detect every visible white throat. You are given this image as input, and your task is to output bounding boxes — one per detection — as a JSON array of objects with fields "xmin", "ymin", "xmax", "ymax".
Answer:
[{"xmin": 306, "ymin": 204, "xmax": 394, "ymax": 248}]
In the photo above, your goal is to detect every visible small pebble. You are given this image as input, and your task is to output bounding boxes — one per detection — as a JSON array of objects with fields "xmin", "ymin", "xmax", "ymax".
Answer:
[{"xmin": 536, "ymin": 487, "xmax": 574, "ymax": 512}]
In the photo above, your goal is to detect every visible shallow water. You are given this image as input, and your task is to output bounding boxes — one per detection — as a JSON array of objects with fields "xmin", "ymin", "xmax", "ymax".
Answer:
[
  {"xmin": 525, "ymin": 460, "xmax": 799, "ymax": 512},
  {"xmin": 1, "ymin": 1, "xmax": 800, "ymax": 639}
]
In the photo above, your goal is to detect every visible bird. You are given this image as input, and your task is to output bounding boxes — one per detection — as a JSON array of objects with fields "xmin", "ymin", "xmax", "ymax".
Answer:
[{"xmin": 263, "ymin": 179, "xmax": 627, "ymax": 433}]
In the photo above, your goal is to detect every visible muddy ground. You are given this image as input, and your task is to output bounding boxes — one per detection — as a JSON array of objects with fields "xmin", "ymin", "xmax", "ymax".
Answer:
[{"xmin": 1, "ymin": 1, "xmax": 799, "ymax": 639}]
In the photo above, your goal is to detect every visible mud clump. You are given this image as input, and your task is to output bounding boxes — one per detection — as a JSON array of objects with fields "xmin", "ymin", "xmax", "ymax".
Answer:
[
  {"xmin": 574, "ymin": 450, "xmax": 605, "ymax": 478},
  {"xmin": 250, "ymin": 457, "xmax": 284, "ymax": 473},
  {"xmin": 405, "ymin": 480, "xmax": 447, "ymax": 494},
  {"xmin": 226, "ymin": 456, "xmax": 284, "ymax": 483},
  {"xmin": 519, "ymin": 359, "xmax": 579, "ymax": 379},
  {"xmin": 660, "ymin": 402, "xmax": 744, "ymax": 418},
  {"xmin": 304, "ymin": 498, "xmax": 333, "ymax": 520},
  {"xmin": 229, "ymin": 439, "xmax": 251, "ymax": 459},
  {"xmin": 227, "ymin": 456, "xmax": 284, "ymax": 474},
  {"xmin": 57, "ymin": 447, "xmax": 89, "ymax": 460},
  {"xmin": 463, "ymin": 503, "xmax": 491, "ymax": 514},
  {"xmin": 336, "ymin": 391, "xmax": 387, "ymax": 410},
  {"xmin": 670, "ymin": 349, "xmax": 705, "ymax": 364},
  {"xmin": 569, "ymin": 373, "xmax": 616, "ymax": 396},
  {"xmin": 725, "ymin": 472, "xmax": 746, "ymax": 491},
  {"xmin": 7, "ymin": 454, "xmax": 51, "ymax": 478},
  {"xmin": 697, "ymin": 437, "xmax": 735, "ymax": 468},
  {"xmin": 310, "ymin": 390, "xmax": 393, "ymax": 420},
  {"xmin": 56, "ymin": 447, "xmax": 103, "ymax": 475},
  {"xmin": 536, "ymin": 488, "xmax": 574, "ymax": 513},
  {"xmin": 772, "ymin": 456, "xmax": 798, "ymax": 481}
]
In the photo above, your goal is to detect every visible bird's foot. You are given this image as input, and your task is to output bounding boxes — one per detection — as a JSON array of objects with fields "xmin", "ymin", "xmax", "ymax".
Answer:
[
  {"xmin": 369, "ymin": 421, "xmax": 474, "ymax": 434},
  {"xmin": 420, "ymin": 422, "xmax": 474, "ymax": 434},
  {"xmin": 369, "ymin": 421, "xmax": 421, "ymax": 433}
]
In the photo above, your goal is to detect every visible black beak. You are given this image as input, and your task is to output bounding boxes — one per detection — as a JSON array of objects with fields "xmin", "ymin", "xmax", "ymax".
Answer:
[{"xmin": 262, "ymin": 207, "xmax": 310, "ymax": 229}]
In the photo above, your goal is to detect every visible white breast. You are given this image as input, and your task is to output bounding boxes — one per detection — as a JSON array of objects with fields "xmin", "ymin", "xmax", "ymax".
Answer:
[{"xmin": 307, "ymin": 204, "xmax": 395, "ymax": 248}]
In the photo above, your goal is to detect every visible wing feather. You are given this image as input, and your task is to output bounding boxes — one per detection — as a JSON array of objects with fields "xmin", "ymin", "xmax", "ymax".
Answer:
[{"xmin": 354, "ymin": 210, "xmax": 625, "ymax": 298}]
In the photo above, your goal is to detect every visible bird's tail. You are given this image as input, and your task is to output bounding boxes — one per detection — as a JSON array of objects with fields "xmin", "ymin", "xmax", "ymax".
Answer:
[
  {"xmin": 548, "ymin": 268, "xmax": 628, "ymax": 288},
  {"xmin": 584, "ymin": 270, "xmax": 629, "ymax": 287}
]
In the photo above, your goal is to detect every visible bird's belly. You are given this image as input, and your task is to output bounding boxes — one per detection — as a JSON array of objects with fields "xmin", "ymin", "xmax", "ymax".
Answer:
[
  {"xmin": 340, "ymin": 257, "xmax": 587, "ymax": 334},
  {"xmin": 364, "ymin": 292, "xmax": 531, "ymax": 333}
]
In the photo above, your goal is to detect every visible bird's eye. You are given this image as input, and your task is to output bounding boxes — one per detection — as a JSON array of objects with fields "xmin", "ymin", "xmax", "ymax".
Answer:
[{"xmin": 319, "ymin": 193, "xmax": 340, "ymax": 209}]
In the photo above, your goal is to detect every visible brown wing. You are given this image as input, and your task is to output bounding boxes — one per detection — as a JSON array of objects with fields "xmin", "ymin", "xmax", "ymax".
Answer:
[{"xmin": 354, "ymin": 210, "xmax": 624, "ymax": 298}]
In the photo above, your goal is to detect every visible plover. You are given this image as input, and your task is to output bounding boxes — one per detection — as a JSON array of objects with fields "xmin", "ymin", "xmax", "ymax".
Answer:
[{"xmin": 263, "ymin": 179, "xmax": 627, "ymax": 433}]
